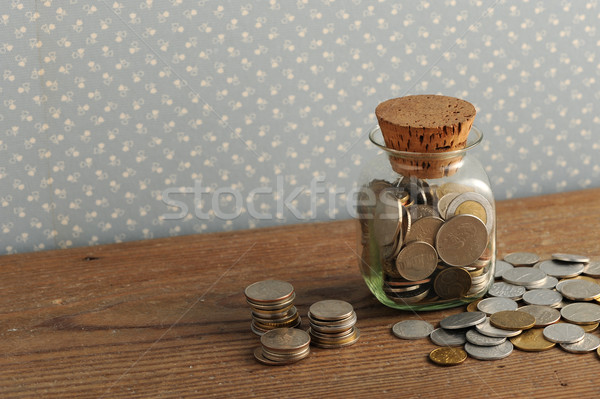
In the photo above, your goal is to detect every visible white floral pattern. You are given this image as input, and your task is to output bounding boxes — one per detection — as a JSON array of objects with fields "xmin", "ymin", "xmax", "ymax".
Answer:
[{"xmin": 1, "ymin": 0, "xmax": 600, "ymax": 254}]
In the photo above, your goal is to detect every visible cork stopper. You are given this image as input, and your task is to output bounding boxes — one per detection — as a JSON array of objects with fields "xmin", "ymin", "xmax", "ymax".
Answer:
[{"xmin": 375, "ymin": 95, "xmax": 476, "ymax": 179}]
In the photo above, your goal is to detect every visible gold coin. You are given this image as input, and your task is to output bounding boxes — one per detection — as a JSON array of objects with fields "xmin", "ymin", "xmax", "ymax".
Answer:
[
  {"xmin": 433, "ymin": 267, "xmax": 472, "ymax": 299},
  {"xmin": 466, "ymin": 298, "xmax": 483, "ymax": 312},
  {"xmin": 429, "ymin": 347, "xmax": 467, "ymax": 366},
  {"xmin": 510, "ymin": 328, "xmax": 556, "ymax": 352},
  {"xmin": 490, "ymin": 310, "xmax": 536, "ymax": 331},
  {"xmin": 560, "ymin": 275, "xmax": 599, "ymax": 284},
  {"xmin": 582, "ymin": 323, "xmax": 599, "ymax": 333},
  {"xmin": 455, "ymin": 201, "xmax": 487, "ymax": 225}
]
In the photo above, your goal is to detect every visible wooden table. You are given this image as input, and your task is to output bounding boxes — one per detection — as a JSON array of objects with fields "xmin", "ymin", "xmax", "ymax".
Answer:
[{"xmin": 2, "ymin": 188, "xmax": 600, "ymax": 398}]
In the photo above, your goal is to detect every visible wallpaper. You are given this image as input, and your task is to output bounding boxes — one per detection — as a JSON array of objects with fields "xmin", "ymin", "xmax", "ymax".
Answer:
[{"xmin": 1, "ymin": 0, "xmax": 600, "ymax": 254}]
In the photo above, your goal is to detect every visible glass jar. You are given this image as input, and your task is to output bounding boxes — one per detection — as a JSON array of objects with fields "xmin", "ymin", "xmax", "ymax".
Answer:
[{"xmin": 356, "ymin": 125, "xmax": 495, "ymax": 311}]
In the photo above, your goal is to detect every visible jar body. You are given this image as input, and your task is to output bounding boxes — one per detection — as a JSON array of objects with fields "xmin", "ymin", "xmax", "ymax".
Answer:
[{"xmin": 357, "ymin": 126, "xmax": 495, "ymax": 311}]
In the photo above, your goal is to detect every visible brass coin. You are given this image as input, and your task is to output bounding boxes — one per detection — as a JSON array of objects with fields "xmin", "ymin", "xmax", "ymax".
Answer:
[
  {"xmin": 467, "ymin": 298, "xmax": 483, "ymax": 312},
  {"xmin": 405, "ymin": 216, "xmax": 444, "ymax": 246},
  {"xmin": 455, "ymin": 201, "xmax": 487, "ymax": 225},
  {"xmin": 436, "ymin": 214, "xmax": 488, "ymax": 267},
  {"xmin": 395, "ymin": 241, "xmax": 438, "ymax": 281},
  {"xmin": 429, "ymin": 347, "xmax": 467, "ymax": 366},
  {"xmin": 582, "ymin": 323, "xmax": 599, "ymax": 333},
  {"xmin": 433, "ymin": 267, "xmax": 472, "ymax": 299},
  {"xmin": 510, "ymin": 328, "xmax": 556, "ymax": 352},
  {"xmin": 490, "ymin": 310, "xmax": 536, "ymax": 331}
]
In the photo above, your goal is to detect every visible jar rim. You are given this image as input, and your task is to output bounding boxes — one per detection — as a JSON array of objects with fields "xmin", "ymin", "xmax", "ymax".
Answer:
[{"xmin": 368, "ymin": 125, "xmax": 483, "ymax": 160}]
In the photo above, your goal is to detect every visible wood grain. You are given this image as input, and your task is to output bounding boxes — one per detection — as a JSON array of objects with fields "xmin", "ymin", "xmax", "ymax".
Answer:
[{"xmin": 1, "ymin": 188, "xmax": 600, "ymax": 398}]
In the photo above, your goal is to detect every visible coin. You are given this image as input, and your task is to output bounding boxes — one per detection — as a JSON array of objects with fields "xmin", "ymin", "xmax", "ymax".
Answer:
[
  {"xmin": 429, "ymin": 347, "xmax": 467, "ymax": 366},
  {"xmin": 392, "ymin": 320, "xmax": 434, "ymax": 340},
  {"xmin": 477, "ymin": 297, "xmax": 518, "ymax": 315},
  {"xmin": 494, "ymin": 260, "xmax": 514, "ymax": 279},
  {"xmin": 433, "ymin": 267, "xmax": 472, "ymax": 299},
  {"xmin": 517, "ymin": 305, "xmax": 561, "ymax": 327},
  {"xmin": 582, "ymin": 323, "xmax": 599, "ymax": 332},
  {"xmin": 504, "ymin": 252, "xmax": 540, "ymax": 266},
  {"xmin": 245, "ymin": 280, "xmax": 294, "ymax": 303},
  {"xmin": 260, "ymin": 328, "xmax": 311, "ymax": 353},
  {"xmin": 373, "ymin": 190, "xmax": 402, "ymax": 246},
  {"xmin": 552, "ymin": 253, "xmax": 590, "ymax": 263},
  {"xmin": 502, "ymin": 267, "xmax": 547, "ymax": 287},
  {"xmin": 509, "ymin": 328, "xmax": 556, "ymax": 352},
  {"xmin": 309, "ymin": 300, "xmax": 354, "ymax": 321},
  {"xmin": 543, "ymin": 323, "xmax": 585, "ymax": 344},
  {"xmin": 466, "ymin": 329, "xmax": 507, "ymax": 347},
  {"xmin": 490, "ymin": 310, "xmax": 536, "ymax": 331},
  {"xmin": 445, "ymin": 192, "xmax": 494, "ymax": 234},
  {"xmin": 475, "ymin": 317, "xmax": 522, "ymax": 338},
  {"xmin": 466, "ymin": 299, "xmax": 483, "ymax": 312},
  {"xmin": 539, "ymin": 259, "xmax": 584, "ymax": 278},
  {"xmin": 522, "ymin": 289, "xmax": 563, "ymax": 307},
  {"xmin": 405, "ymin": 216, "xmax": 444, "ymax": 246},
  {"xmin": 254, "ymin": 346, "xmax": 310, "ymax": 366},
  {"xmin": 436, "ymin": 214, "xmax": 488, "ymax": 267},
  {"xmin": 560, "ymin": 302, "xmax": 600, "ymax": 324},
  {"xmin": 386, "ymin": 286, "xmax": 430, "ymax": 304},
  {"xmin": 560, "ymin": 333, "xmax": 600, "ymax": 353},
  {"xmin": 430, "ymin": 328, "xmax": 467, "ymax": 346},
  {"xmin": 525, "ymin": 276, "xmax": 558, "ymax": 290},
  {"xmin": 464, "ymin": 341, "xmax": 513, "ymax": 361},
  {"xmin": 487, "ymin": 282, "xmax": 526, "ymax": 299},
  {"xmin": 440, "ymin": 311, "xmax": 487, "ymax": 330},
  {"xmin": 437, "ymin": 192, "xmax": 460, "ymax": 219},
  {"xmin": 583, "ymin": 261, "xmax": 600, "ymax": 277},
  {"xmin": 557, "ymin": 279, "xmax": 600, "ymax": 301},
  {"xmin": 395, "ymin": 241, "xmax": 438, "ymax": 281}
]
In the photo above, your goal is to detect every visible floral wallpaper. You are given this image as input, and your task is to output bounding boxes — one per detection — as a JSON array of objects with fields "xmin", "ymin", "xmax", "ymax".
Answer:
[{"xmin": 1, "ymin": 0, "xmax": 600, "ymax": 254}]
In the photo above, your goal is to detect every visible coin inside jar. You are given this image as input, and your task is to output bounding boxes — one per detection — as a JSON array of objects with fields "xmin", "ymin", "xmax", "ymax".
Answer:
[
  {"xmin": 433, "ymin": 267, "xmax": 472, "ymax": 299},
  {"xmin": 436, "ymin": 214, "xmax": 488, "ymax": 267},
  {"xmin": 395, "ymin": 241, "xmax": 438, "ymax": 281},
  {"xmin": 445, "ymin": 192, "xmax": 494, "ymax": 235}
]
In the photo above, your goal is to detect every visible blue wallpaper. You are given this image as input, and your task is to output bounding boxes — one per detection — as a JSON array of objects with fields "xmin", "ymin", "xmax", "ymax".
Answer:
[{"xmin": 1, "ymin": 0, "xmax": 600, "ymax": 254}]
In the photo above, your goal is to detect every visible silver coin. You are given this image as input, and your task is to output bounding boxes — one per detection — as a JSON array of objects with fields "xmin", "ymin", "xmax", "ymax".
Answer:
[
  {"xmin": 309, "ymin": 300, "xmax": 354, "ymax": 321},
  {"xmin": 392, "ymin": 320, "xmax": 434, "ymax": 340},
  {"xmin": 466, "ymin": 329, "xmax": 507, "ymax": 347},
  {"xmin": 437, "ymin": 192, "xmax": 460, "ymax": 219},
  {"xmin": 477, "ymin": 297, "xmax": 518, "ymax": 315},
  {"xmin": 522, "ymin": 289, "xmax": 563, "ymax": 307},
  {"xmin": 445, "ymin": 192, "xmax": 494, "ymax": 234},
  {"xmin": 557, "ymin": 279, "xmax": 600, "ymax": 301},
  {"xmin": 583, "ymin": 261, "xmax": 600, "ymax": 277},
  {"xmin": 502, "ymin": 267, "xmax": 547, "ymax": 287},
  {"xmin": 487, "ymin": 282, "xmax": 526, "ymax": 299},
  {"xmin": 504, "ymin": 252, "xmax": 540, "ymax": 266},
  {"xmin": 494, "ymin": 260, "xmax": 514, "ymax": 279},
  {"xmin": 429, "ymin": 328, "xmax": 467, "ymax": 346},
  {"xmin": 435, "ymin": 214, "xmax": 488, "ymax": 267},
  {"xmin": 439, "ymin": 311, "xmax": 487, "ymax": 330},
  {"xmin": 543, "ymin": 323, "xmax": 585, "ymax": 344},
  {"xmin": 245, "ymin": 280, "xmax": 295, "ymax": 303},
  {"xmin": 518, "ymin": 305, "xmax": 561, "ymax": 327},
  {"xmin": 373, "ymin": 190, "xmax": 402, "ymax": 246},
  {"xmin": 475, "ymin": 317, "xmax": 522, "ymax": 337},
  {"xmin": 464, "ymin": 341, "xmax": 513, "ymax": 360},
  {"xmin": 524, "ymin": 276, "xmax": 558, "ymax": 290},
  {"xmin": 538, "ymin": 259, "xmax": 584, "ymax": 278},
  {"xmin": 560, "ymin": 302, "xmax": 600, "ymax": 324},
  {"xmin": 560, "ymin": 333, "xmax": 600, "ymax": 353},
  {"xmin": 552, "ymin": 253, "xmax": 590, "ymax": 263}
]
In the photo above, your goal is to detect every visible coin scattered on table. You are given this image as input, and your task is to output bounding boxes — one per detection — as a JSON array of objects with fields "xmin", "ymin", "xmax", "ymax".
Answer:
[
  {"xmin": 490, "ymin": 310, "xmax": 536, "ymax": 331},
  {"xmin": 538, "ymin": 260, "xmax": 584, "ymax": 278},
  {"xmin": 464, "ymin": 341, "xmax": 513, "ymax": 361},
  {"xmin": 559, "ymin": 333, "xmax": 600, "ymax": 353},
  {"xmin": 543, "ymin": 323, "xmax": 585, "ymax": 344},
  {"xmin": 466, "ymin": 329, "xmax": 506, "ymax": 347},
  {"xmin": 583, "ymin": 261, "xmax": 600, "ymax": 277},
  {"xmin": 475, "ymin": 317, "xmax": 522, "ymax": 338},
  {"xmin": 477, "ymin": 297, "xmax": 518, "ymax": 315},
  {"xmin": 429, "ymin": 347, "xmax": 467, "ymax": 366},
  {"xmin": 560, "ymin": 302, "xmax": 600, "ymax": 324},
  {"xmin": 522, "ymin": 289, "xmax": 563, "ymax": 307},
  {"xmin": 439, "ymin": 311, "xmax": 486, "ymax": 330},
  {"xmin": 392, "ymin": 320, "xmax": 434, "ymax": 340},
  {"xmin": 517, "ymin": 305, "xmax": 561, "ymax": 327},
  {"xmin": 504, "ymin": 252, "xmax": 540, "ymax": 267},
  {"xmin": 552, "ymin": 253, "xmax": 590, "ymax": 263},
  {"xmin": 487, "ymin": 282, "xmax": 525, "ymax": 299},
  {"xmin": 502, "ymin": 267, "xmax": 547, "ymax": 287},
  {"xmin": 430, "ymin": 328, "xmax": 467, "ymax": 346},
  {"xmin": 556, "ymin": 279, "xmax": 600, "ymax": 301},
  {"xmin": 509, "ymin": 328, "xmax": 555, "ymax": 352},
  {"xmin": 494, "ymin": 260, "xmax": 514, "ymax": 279}
]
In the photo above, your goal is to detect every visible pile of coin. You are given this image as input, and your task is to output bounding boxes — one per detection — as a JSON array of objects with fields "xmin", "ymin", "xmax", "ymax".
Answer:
[
  {"xmin": 358, "ymin": 177, "xmax": 494, "ymax": 307},
  {"xmin": 392, "ymin": 251, "xmax": 600, "ymax": 365},
  {"xmin": 307, "ymin": 300, "xmax": 360, "ymax": 348},
  {"xmin": 253, "ymin": 327, "xmax": 311, "ymax": 366},
  {"xmin": 244, "ymin": 279, "xmax": 301, "ymax": 336}
]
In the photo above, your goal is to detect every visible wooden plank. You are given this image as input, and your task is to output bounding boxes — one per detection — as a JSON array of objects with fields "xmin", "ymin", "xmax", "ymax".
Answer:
[{"xmin": 1, "ymin": 188, "xmax": 600, "ymax": 397}]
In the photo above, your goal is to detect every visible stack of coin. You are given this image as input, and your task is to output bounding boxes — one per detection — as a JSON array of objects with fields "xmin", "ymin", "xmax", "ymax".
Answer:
[
  {"xmin": 358, "ymin": 177, "xmax": 495, "ymax": 308},
  {"xmin": 254, "ymin": 327, "xmax": 311, "ymax": 366},
  {"xmin": 307, "ymin": 299, "xmax": 360, "ymax": 348},
  {"xmin": 244, "ymin": 280, "xmax": 301, "ymax": 336}
]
